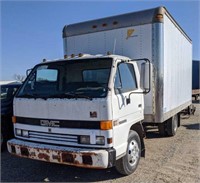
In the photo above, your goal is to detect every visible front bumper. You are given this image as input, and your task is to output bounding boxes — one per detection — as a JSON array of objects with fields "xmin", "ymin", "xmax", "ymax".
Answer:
[{"xmin": 7, "ymin": 139, "xmax": 116, "ymax": 169}]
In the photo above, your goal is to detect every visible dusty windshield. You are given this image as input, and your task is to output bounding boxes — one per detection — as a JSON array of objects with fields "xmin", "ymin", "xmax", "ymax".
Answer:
[{"xmin": 17, "ymin": 58, "xmax": 112, "ymax": 99}]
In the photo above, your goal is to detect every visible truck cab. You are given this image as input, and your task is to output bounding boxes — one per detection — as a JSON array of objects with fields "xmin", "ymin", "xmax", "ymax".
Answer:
[{"xmin": 8, "ymin": 54, "xmax": 146, "ymax": 175}]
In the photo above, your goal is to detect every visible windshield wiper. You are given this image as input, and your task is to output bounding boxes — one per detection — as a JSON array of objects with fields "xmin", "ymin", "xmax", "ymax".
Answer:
[
  {"xmin": 73, "ymin": 93, "xmax": 92, "ymax": 100},
  {"xmin": 17, "ymin": 93, "xmax": 38, "ymax": 98},
  {"xmin": 48, "ymin": 92, "xmax": 92, "ymax": 100},
  {"xmin": 48, "ymin": 93, "xmax": 75, "ymax": 99}
]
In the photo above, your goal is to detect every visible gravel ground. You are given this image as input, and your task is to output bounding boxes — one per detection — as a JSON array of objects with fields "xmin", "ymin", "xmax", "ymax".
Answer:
[{"xmin": 1, "ymin": 102, "xmax": 200, "ymax": 183}]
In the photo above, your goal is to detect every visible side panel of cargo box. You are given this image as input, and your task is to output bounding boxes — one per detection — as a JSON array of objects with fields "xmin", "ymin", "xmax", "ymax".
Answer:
[{"xmin": 162, "ymin": 14, "xmax": 192, "ymax": 121}]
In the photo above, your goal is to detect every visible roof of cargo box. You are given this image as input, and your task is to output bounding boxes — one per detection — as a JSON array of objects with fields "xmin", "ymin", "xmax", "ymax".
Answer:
[{"xmin": 63, "ymin": 6, "xmax": 191, "ymax": 42}]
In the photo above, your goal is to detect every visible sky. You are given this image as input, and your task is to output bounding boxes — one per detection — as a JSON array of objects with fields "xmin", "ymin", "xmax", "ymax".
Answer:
[{"xmin": 1, "ymin": 0, "xmax": 200, "ymax": 80}]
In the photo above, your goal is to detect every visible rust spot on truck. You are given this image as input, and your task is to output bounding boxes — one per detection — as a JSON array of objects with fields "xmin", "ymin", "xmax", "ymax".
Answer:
[
  {"xmin": 30, "ymin": 152, "xmax": 36, "ymax": 156},
  {"xmin": 62, "ymin": 153, "xmax": 76, "ymax": 163},
  {"xmin": 81, "ymin": 152, "xmax": 97, "ymax": 156},
  {"xmin": 11, "ymin": 145, "xmax": 16, "ymax": 154},
  {"xmin": 52, "ymin": 155, "xmax": 61, "ymax": 162},
  {"xmin": 82, "ymin": 155, "xmax": 93, "ymax": 165},
  {"xmin": 38, "ymin": 153, "xmax": 50, "ymax": 161},
  {"xmin": 20, "ymin": 147, "xmax": 29, "ymax": 157},
  {"xmin": 74, "ymin": 160, "xmax": 80, "ymax": 164}
]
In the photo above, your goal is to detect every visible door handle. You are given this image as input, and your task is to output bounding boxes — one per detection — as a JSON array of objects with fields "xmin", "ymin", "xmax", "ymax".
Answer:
[{"xmin": 138, "ymin": 104, "xmax": 142, "ymax": 108}]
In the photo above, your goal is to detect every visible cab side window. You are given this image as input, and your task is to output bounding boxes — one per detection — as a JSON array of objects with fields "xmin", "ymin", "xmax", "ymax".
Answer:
[{"xmin": 114, "ymin": 63, "xmax": 137, "ymax": 93}]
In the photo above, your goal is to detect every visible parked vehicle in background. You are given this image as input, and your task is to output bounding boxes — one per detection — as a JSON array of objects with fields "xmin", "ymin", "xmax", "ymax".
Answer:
[
  {"xmin": 192, "ymin": 60, "xmax": 200, "ymax": 100},
  {"xmin": 1, "ymin": 81, "xmax": 22, "ymax": 150},
  {"xmin": 8, "ymin": 6, "xmax": 192, "ymax": 175}
]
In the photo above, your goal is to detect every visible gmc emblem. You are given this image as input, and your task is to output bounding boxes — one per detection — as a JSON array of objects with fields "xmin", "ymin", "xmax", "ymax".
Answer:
[{"xmin": 40, "ymin": 120, "xmax": 60, "ymax": 127}]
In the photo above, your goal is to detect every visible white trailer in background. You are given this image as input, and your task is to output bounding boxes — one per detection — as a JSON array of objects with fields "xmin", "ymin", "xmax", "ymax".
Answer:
[{"xmin": 8, "ymin": 7, "xmax": 192, "ymax": 175}]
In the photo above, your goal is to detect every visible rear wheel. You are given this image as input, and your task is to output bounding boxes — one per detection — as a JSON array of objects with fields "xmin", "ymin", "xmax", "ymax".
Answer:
[
  {"xmin": 115, "ymin": 130, "xmax": 141, "ymax": 175},
  {"xmin": 158, "ymin": 122, "xmax": 167, "ymax": 136},
  {"xmin": 167, "ymin": 114, "xmax": 178, "ymax": 136}
]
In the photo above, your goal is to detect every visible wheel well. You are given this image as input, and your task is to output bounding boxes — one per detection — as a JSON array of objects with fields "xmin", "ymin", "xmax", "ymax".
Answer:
[{"xmin": 130, "ymin": 122, "xmax": 145, "ymax": 157}]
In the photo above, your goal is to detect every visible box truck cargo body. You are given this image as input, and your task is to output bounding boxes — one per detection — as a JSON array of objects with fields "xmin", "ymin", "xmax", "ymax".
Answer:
[{"xmin": 8, "ymin": 7, "xmax": 192, "ymax": 175}]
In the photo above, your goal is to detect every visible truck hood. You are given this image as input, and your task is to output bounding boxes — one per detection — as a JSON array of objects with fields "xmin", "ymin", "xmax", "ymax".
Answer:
[{"xmin": 14, "ymin": 98, "xmax": 112, "ymax": 121}]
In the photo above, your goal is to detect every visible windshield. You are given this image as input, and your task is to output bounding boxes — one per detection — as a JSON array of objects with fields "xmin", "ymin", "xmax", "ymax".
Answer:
[{"xmin": 17, "ymin": 58, "xmax": 113, "ymax": 99}]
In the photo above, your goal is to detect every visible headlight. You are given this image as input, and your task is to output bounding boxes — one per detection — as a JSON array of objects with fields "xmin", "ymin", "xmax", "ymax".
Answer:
[
  {"xmin": 79, "ymin": 135, "xmax": 105, "ymax": 145},
  {"xmin": 22, "ymin": 130, "xmax": 29, "ymax": 137},
  {"xmin": 16, "ymin": 129, "xmax": 29, "ymax": 137},
  {"xmin": 80, "ymin": 136, "xmax": 90, "ymax": 144},
  {"xmin": 96, "ymin": 136, "xmax": 105, "ymax": 145},
  {"xmin": 16, "ymin": 129, "xmax": 22, "ymax": 136}
]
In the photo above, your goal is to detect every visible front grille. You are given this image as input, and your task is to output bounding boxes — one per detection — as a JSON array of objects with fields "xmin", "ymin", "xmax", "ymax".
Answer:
[
  {"xmin": 16, "ymin": 117, "xmax": 100, "ymax": 129},
  {"xmin": 28, "ymin": 131, "xmax": 78, "ymax": 145}
]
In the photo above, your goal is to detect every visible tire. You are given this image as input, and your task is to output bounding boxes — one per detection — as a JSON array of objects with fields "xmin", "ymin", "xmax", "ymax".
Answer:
[
  {"xmin": 115, "ymin": 130, "xmax": 141, "ymax": 175},
  {"xmin": 1, "ymin": 117, "xmax": 12, "ymax": 152},
  {"xmin": 167, "ymin": 114, "xmax": 178, "ymax": 136},
  {"xmin": 177, "ymin": 113, "xmax": 181, "ymax": 127},
  {"xmin": 1, "ymin": 128, "xmax": 7, "ymax": 151},
  {"xmin": 158, "ymin": 122, "xmax": 167, "ymax": 136}
]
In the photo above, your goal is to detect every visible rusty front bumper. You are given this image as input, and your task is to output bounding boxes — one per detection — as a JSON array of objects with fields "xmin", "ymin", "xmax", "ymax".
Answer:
[{"xmin": 7, "ymin": 139, "xmax": 116, "ymax": 169}]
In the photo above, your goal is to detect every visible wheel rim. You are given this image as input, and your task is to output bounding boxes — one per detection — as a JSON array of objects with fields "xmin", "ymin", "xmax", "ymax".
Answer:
[
  {"xmin": 127, "ymin": 140, "xmax": 140, "ymax": 166},
  {"xmin": 173, "ymin": 115, "xmax": 178, "ymax": 132}
]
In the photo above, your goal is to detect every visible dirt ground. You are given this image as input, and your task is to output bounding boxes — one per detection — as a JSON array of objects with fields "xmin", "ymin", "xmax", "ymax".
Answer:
[{"xmin": 1, "ymin": 102, "xmax": 200, "ymax": 183}]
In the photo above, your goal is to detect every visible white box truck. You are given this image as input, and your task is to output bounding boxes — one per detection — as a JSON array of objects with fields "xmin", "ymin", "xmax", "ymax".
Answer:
[{"xmin": 7, "ymin": 6, "xmax": 192, "ymax": 175}]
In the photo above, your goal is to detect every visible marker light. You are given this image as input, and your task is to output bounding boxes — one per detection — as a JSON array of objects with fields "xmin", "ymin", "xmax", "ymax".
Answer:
[
  {"xmin": 78, "ymin": 53, "xmax": 83, "ymax": 57},
  {"xmin": 113, "ymin": 21, "xmax": 118, "ymax": 25},
  {"xmin": 156, "ymin": 14, "xmax": 163, "ymax": 20}
]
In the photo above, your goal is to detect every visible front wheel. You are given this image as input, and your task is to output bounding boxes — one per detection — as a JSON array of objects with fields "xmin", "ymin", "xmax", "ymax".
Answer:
[{"xmin": 115, "ymin": 130, "xmax": 141, "ymax": 175}]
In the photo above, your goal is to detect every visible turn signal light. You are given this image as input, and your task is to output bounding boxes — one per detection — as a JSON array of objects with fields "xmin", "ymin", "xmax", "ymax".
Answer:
[
  {"xmin": 12, "ymin": 116, "xmax": 16, "ymax": 123},
  {"xmin": 107, "ymin": 138, "xmax": 113, "ymax": 144},
  {"xmin": 100, "ymin": 120, "xmax": 112, "ymax": 130}
]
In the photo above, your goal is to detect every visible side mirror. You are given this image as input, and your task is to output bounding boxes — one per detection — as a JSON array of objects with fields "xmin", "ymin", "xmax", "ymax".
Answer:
[
  {"xmin": 140, "ymin": 62, "xmax": 150, "ymax": 94},
  {"xmin": 125, "ymin": 58, "xmax": 151, "ymax": 105},
  {"xmin": 26, "ymin": 69, "xmax": 32, "ymax": 76}
]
